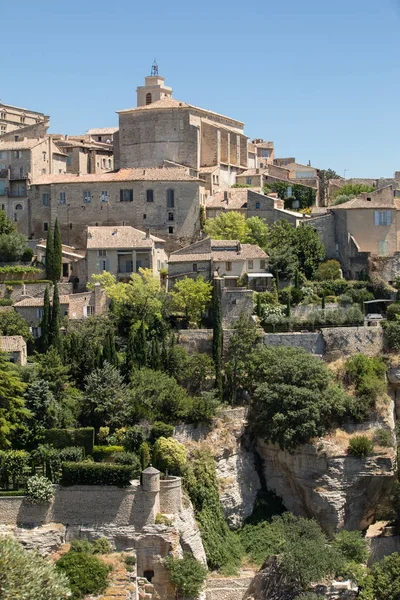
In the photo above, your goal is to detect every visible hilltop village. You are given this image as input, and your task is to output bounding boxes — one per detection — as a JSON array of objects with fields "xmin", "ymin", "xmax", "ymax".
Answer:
[{"xmin": 1, "ymin": 64, "xmax": 400, "ymax": 599}]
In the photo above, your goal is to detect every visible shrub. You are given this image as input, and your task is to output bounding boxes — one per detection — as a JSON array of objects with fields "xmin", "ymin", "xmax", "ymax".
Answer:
[
  {"xmin": 44, "ymin": 428, "xmax": 94, "ymax": 456},
  {"xmin": 358, "ymin": 552, "xmax": 400, "ymax": 600},
  {"xmin": 92, "ymin": 537, "xmax": 112, "ymax": 554},
  {"xmin": 187, "ymin": 392, "xmax": 220, "ymax": 424},
  {"xmin": 124, "ymin": 554, "xmax": 136, "ymax": 571},
  {"xmin": 59, "ymin": 446, "xmax": 85, "ymax": 463},
  {"xmin": 383, "ymin": 320, "xmax": 400, "ymax": 351},
  {"xmin": 333, "ymin": 530, "xmax": 368, "ymax": 563},
  {"xmin": 149, "ymin": 421, "xmax": 174, "ymax": 443},
  {"xmin": 56, "ymin": 551, "xmax": 111, "ymax": 599},
  {"xmin": 0, "ymin": 449, "xmax": 30, "ymax": 490},
  {"xmin": 344, "ymin": 354, "xmax": 386, "ymax": 419},
  {"xmin": 92, "ymin": 445, "xmax": 124, "ymax": 462},
  {"xmin": 165, "ymin": 553, "xmax": 208, "ymax": 598},
  {"xmin": 348, "ymin": 436, "xmax": 374, "ymax": 457},
  {"xmin": 61, "ymin": 462, "xmax": 134, "ymax": 487},
  {"xmin": 26, "ymin": 475, "xmax": 54, "ymax": 503},
  {"xmin": 124, "ymin": 425, "xmax": 148, "ymax": 452},
  {"xmin": 152, "ymin": 437, "xmax": 187, "ymax": 475},
  {"xmin": 114, "ymin": 451, "xmax": 141, "ymax": 475},
  {"xmin": 374, "ymin": 428, "xmax": 392, "ymax": 447},
  {"xmin": 315, "ymin": 260, "xmax": 342, "ymax": 281},
  {"xmin": 387, "ymin": 303, "xmax": 400, "ymax": 321},
  {"xmin": 0, "ymin": 535, "xmax": 70, "ymax": 599},
  {"xmin": 0, "ymin": 298, "xmax": 13, "ymax": 306},
  {"xmin": 139, "ymin": 441, "xmax": 151, "ymax": 470},
  {"xmin": 69, "ymin": 539, "xmax": 94, "ymax": 554}
]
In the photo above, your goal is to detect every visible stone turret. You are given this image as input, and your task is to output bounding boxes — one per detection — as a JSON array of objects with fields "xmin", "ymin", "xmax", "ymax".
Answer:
[
  {"xmin": 140, "ymin": 466, "xmax": 160, "ymax": 524},
  {"xmin": 141, "ymin": 465, "xmax": 160, "ymax": 492}
]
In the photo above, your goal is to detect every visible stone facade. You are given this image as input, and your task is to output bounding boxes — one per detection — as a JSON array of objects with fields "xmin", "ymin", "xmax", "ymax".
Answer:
[
  {"xmin": 0, "ymin": 335, "xmax": 27, "ymax": 365},
  {"xmin": 0, "ymin": 102, "xmax": 48, "ymax": 136}
]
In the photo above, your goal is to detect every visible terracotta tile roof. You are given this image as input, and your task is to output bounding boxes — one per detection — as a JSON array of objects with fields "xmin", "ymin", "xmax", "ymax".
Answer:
[
  {"xmin": 237, "ymin": 169, "xmax": 268, "ymax": 177},
  {"xmin": 14, "ymin": 295, "xmax": 70, "ymax": 307},
  {"xmin": 117, "ymin": 98, "xmax": 244, "ymax": 127},
  {"xmin": 55, "ymin": 137, "xmax": 113, "ymax": 151},
  {"xmin": 31, "ymin": 167, "xmax": 199, "ymax": 185},
  {"xmin": 199, "ymin": 165, "xmax": 219, "ymax": 174},
  {"xmin": 331, "ymin": 197, "xmax": 400, "ymax": 210},
  {"xmin": 168, "ymin": 238, "xmax": 268, "ymax": 262},
  {"xmin": 87, "ymin": 127, "xmax": 118, "ymax": 135},
  {"xmin": 212, "ymin": 245, "xmax": 268, "ymax": 261},
  {"xmin": 87, "ymin": 226, "xmax": 165, "ymax": 249},
  {"xmin": 0, "ymin": 336, "xmax": 25, "ymax": 352},
  {"xmin": 169, "ymin": 253, "xmax": 212, "ymax": 263},
  {"xmin": 206, "ymin": 189, "xmax": 259, "ymax": 210},
  {"xmin": 201, "ymin": 118, "xmax": 246, "ymax": 136}
]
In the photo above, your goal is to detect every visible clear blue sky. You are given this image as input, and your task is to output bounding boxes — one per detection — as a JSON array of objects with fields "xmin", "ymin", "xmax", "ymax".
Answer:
[{"xmin": 2, "ymin": 0, "xmax": 400, "ymax": 177}]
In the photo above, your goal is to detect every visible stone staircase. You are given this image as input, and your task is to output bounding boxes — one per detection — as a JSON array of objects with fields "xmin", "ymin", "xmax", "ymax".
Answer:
[
  {"xmin": 93, "ymin": 556, "xmax": 136, "ymax": 600},
  {"xmin": 206, "ymin": 575, "xmax": 255, "ymax": 600}
]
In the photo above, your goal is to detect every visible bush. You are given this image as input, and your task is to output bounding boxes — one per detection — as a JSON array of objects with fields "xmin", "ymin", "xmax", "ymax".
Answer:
[
  {"xmin": 374, "ymin": 428, "xmax": 392, "ymax": 447},
  {"xmin": 0, "ymin": 449, "xmax": 30, "ymax": 490},
  {"xmin": 333, "ymin": 530, "xmax": 368, "ymax": 563},
  {"xmin": 92, "ymin": 445, "xmax": 124, "ymax": 462},
  {"xmin": 165, "ymin": 553, "xmax": 208, "ymax": 598},
  {"xmin": 70, "ymin": 539, "xmax": 94, "ymax": 554},
  {"xmin": 359, "ymin": 552, "xmax": 400, "ymax": 600},
  {"xmin": 114, "ymin": 451, "xmax": 141, "ymax": 475},
  {"xmin": 92, "ymin": 537, "xmax": 112, "ymax": 554},
  {"xmin": 152, "ymin": 437, "xmax": 187, "ymax": 475},
  {"xmin": 59, "ymin": 446, "xmax": 85, "ymax": 463},
  {"xmin": 124, "ymin": 554, "xmax": 136, "ymax": 571},
  {"xmin": 124, "ymin": 425, "xmax": 148, "ymax": 452},
  {"xmin": 187, "ymin": 392, "xmax": 220, "ymax": 424},
  {"xmin": 44, "ymin": 428, "xmax": 94, "ymax": 456},
  {"xmin": 383, "ymin": 320, "xmax": 400, "ymax": 351},
  {"xmin": 26, "ymin": 475, "xmax": 54, "ymax": 503},
  {"xmin": 315, "ymin": 260, "xmax": 342, "ymax": 281},
  {"xmin": 0, "ymin": 298, "xmax": 13, "ymax": 306},
  {"xmin": 0, "ymin": 535, "xmax": 70, "ymax": 599},
  {"xmin": 56, "ymin": 551, "xmax": 111, "ymax": 599},
  {"xmin": 139, "ymin": 441, "xmax": 151, "ymax": 470},
  {"xmin": 344, "ymin": 354, "xmax": 386, "ymax": 420},
  {"xmin": 149, "ymin": 421, "xmax": 174, "ymax": 443},
  {"xmin": 61, "ymin": 462, "xmax": 135, "ymax": 487},
  {"xmin": 387, "ymin": 303, "xmax": 400, "ymax": 321},
  {"xmin": 348, "ymin": 436, "xmax": 374, "ymax": 457}
]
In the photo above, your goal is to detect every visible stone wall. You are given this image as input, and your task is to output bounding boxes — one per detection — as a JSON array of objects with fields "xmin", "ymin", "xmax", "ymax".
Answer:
[
  {"xmin": 264, "ymin": 332, "xmax": 324, "ymax": 355},
  {"xmin": 0, "ymin": 282, "xmax": 72, "ymax": 301},
  {"xmin": 322, "ymin": 326, "xmax": 384, "ymax": 361},
  {"xmin": 0, "ymin": 480, "xmax": 182, "ymax": 528},
  {"xmin": 222, "ymin": 288, "xmax": 254, "ymax": 324}
]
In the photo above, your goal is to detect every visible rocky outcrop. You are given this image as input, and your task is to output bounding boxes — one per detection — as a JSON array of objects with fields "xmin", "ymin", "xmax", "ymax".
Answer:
[
  {"xmin": 175, "ymin": 409, "xmax": 261, "ymax": 528},
  {"xmin": 257, "ymin": 434, "xmax": 396, "ymax": 536},
  {"xmin": 0, "ymin": 522, "xmax": 66, "ymax": 555}
]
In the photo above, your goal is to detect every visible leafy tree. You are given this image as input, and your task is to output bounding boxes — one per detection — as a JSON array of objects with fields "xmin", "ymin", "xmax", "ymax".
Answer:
[
  {"xmin": 170, "ymin": 276, "xmax": 212, "ymax": 326},
  {"xmin": 0, "ymin": 230, "xmax": 30, "ymax": 262},
  {"xmin": 101, "ymin": 327, "xmax": 119, "ymax": 367},
  {"xmin": 172, "ymin": 347, "xmax": 214, "ymax": 395},
  {"xmin": 0, "ymin": 353, "xmax": 28, "ymax": 448},
  {"xmin": 243, "ymin": 216, "xmax": 269, "ymax": 249},
  {"xmin": 0, "ymin": 535, "xmax": 70, "ymax": 599},
  {"xmin": 295, "ymin": 225, "xmax": 325, "ymax": 280},
  {"xmin": 45, "ymin": 224, "xmax": 54, "ymax": 281},
  {"xmin": 188, "ymin": 391, "xmax": 220, "ymax": 423},
  {"xmin": 52, "ymin": 218, "xmax": 62, "ymax": 282},
  {"xmin": 383, "ymin": 320, "xmax": 400, "ymax": 352},
  {"xmin": 81, "ymin": 362, "xmax": 127, "ymax": 431},
  {"xmin": 87, "ymin": 271, "xmax": 116, "ymax": 292},
  {"xmin": 333, "ymin": 183, "xmax": 375, "ymax": 199},
  {"xmin": 0, "ymin": 209, "xmax": 17, "ymax": 234},
  {"xmin": 49, "ymin": 284, "xmax": 62, "ymax": 352},
  {"xmin": 266, "ymin": 220, "xmax": 298, "ymax": 280},
  {"xmin": 126, "ymin": 368, "xmax": 190, "ymax": 423},
  {"xmin": 39, "ymin": 286, "xmax": 51, "ymax": 352},
  {"xmin": 359, "ymin": 552, "xmax": 400, "ymax": 600},
  {"xmin": 0, "ymin": 310, "xmax": 31, "ymax": 340},
  {"xmin": 35, "ymin": 347, "xmax": 70, "ymax": 400},
  {"xmin": 139, "ymin": 441, "xmax": 151, "ymax": 469},
  {"xmin": 23, "ymin": 379, "xmax": 60, "ymax": 445},
  {"xmin": 204, "ymin": 211, "xmax": 248, "ymax": 240},
  {"xmin": 315, "ymin": 260, "xmax": 341, "ymax": 281},
  {"xmin": 56, "ymin": 551, "xmax": 111, "ymax": 599},
  {"xmin": 333, "ymin": 530, "xmax": 368, "ymax": 564},
  {"xmin": 225, "ymin": 313, "xmax": 261, "ymax": 403},
  {"xmin": 246, "ymin": 346, "xmax": 351, "ymax": 449},
  {"xmin": 153, "ymin": 436, "xmax": 187, "ymax": 474},
  {"xmin": 165, "ymin": 553, "xmax": 207, "ymax": 599}
]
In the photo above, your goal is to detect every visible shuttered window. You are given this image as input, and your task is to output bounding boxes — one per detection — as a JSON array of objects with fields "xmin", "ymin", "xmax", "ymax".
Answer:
[
  {"xmin": 167, "ymin": 189, "xmax": 175, "ymax": 208},
  {"xmin": 120, "ymin": 189, "xmax": 133, "ymax": 202}
]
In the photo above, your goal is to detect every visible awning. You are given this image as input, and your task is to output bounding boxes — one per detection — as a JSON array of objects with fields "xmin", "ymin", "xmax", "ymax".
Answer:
[
  {"xmin": 247, "ymin": 273, "xmax": 274, "ymax": 278},
  {"xmin": 223, "ymin": 275, "xmax": 239, "ymax": 279}
]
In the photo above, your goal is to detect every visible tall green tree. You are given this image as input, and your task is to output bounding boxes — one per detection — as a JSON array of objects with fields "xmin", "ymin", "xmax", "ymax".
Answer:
[
  {"xmin": 170, "ymin": 276, "xmax": 212, "ymax": 326},
  {"xmin": 225, "ymin": 313, "xmax": 260, "ymax": 403},
  {"xmin": 0, "ymin": 353, "xmax": 29, "ymax": 448},
  {"xmin": 102, "ymin": 328, "xmax": 118, "ymax": 367},
  {"xmin": 49, "ymin": 284, "xmax": 62, "ymax": 352},
  {"xmin": 52, "ymin": 219, "xmax": 62, "ymax": 283},
  {"xmin": 45, "ymin": 226, "xmax": 54, "ymax": 282},
  {"xmin": 39, "ymin": 286, "xmax": 51, "ymax": 352},
  {"xmin": 204, "ymin": 211, "xmax": 248, "ymax": 240},
  {"xmin": 81, "ymin": 362, "xmax": 127, "ymax": 431},
  {"xmin": 212, "ymin": 285, "xmax": 223, "ymax": 399},
  {"xmin": 295, "ymin": 225, "xmax": 325, "ymax": 280},
  {"xmin": 266, "ymin": 220, "xmax": 298, "ymax": 280}
]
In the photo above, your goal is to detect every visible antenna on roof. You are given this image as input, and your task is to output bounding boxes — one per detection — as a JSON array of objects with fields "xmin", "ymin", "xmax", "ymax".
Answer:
[{"xmin": 151, "ymin": 59, "xmax": 159, "ymax": 76}]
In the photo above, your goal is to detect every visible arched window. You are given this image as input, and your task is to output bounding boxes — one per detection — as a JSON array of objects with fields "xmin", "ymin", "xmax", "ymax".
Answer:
[
  {"xmin": 15, "ymin": 203, "xmax": 23, "ymax": 210},
  {"xmin": 146, "ymin": 93, "xmax": 152, "ymax": 105}
]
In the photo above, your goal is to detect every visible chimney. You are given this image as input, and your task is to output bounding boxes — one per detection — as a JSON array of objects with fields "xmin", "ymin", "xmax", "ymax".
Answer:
[{"xmin": 237, "ymin": 241, "xmax": 241, "ymax": 253}]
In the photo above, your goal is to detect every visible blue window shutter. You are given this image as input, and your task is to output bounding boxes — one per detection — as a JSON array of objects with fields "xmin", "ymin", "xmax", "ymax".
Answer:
[{"xmin": 374, "ymin": 211, "xmax": 380, "ymax": 226}]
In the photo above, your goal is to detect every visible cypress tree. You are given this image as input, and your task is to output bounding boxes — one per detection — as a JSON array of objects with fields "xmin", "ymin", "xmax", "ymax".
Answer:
[
  {"xmin": 45, "ymin": 226, "xmax": 54, "ymax": 281},
  {"xmin": 321, "ymin": 293, "xmax": 326, "ymax": 310},
  {"xmin": 256, "ymin": 293, "xmax": 262, "ymax": 317},
  {"xmin": 124, "ymin": 327, "xmax": 136, "ymax": 378},
  {"xmin": 161, "ymin": 337, "xmax": 168, "ymax": 371},
  {"xmin": 149, "ymin": 337, "xmax": 161, "ymax": 371},
  {"xmin": 102, "ymin": 329, "xmax": 118, "ymax": 367},
  {"xmin": 167, "ymin": 334, "xmax": 178, "ymax": 377},
  {"xmin": 212, "ymin": 285, "xmax": 223, "ymax": 399},
  {"xmin": 135, "ymin": 320, "xmax": 147, "ymax": 368},
  {"xmin": 52, "ymin": 219, "xmax": 62, "ymax": 283},
  {"xmin": 286, "ymin": 294, "xmax": 291, "ymax": 318},
  {"xmin": 294, "ymin": 269, "xmax": 300, "ymax": 290},
  {"xmin": 39, "ymin": 286, "xmax": 51, "ymax": 352},
  {"xmin": 49, "ymin": 284, "xmax": 62, "ymax": 353}
]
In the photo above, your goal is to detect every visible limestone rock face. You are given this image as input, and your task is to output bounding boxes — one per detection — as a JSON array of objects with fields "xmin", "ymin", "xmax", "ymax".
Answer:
[
  {"xmin": 0, "ymin": 523, "xmax": 66, "ymax": 555},
  {"xmin": 175, "ymin": 408, "xmax": 261, "ymax": 528},
  {"xmin": 257, "ymin": 437, "xmax": 396, "ymax": 536},
  {"xmin": 173, "ymin": 500, "xmax": 207, "ymax": 564}
]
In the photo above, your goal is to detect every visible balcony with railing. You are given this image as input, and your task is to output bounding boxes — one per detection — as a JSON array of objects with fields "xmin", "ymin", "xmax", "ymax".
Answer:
[{"xmin": 9, "ymin": 171, "xmax": 28, "ymax": 181}]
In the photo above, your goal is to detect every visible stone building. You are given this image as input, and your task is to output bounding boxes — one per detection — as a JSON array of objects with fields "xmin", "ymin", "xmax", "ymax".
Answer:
[
  {"xmin": 13, "ymin": 283, "xmax": 107, "ymax": 338},
  {"xmin": 85, "ymin": 225, "xmax": 167, "ymax": 282},
  {"xmin": 0, "ymin": 102, "xmax": 48, "ymax": 136},
  {"xmin": 168, "ymin": 237, "xmax": 271, "ymax": 291},
  {"xmin": 87, "ymin": 127, "xmax": 118, "ymax": 144},
  {"xmin": 0, "ymin": 335, "xmax": 27, "ymax": 365},
  {"xmin": 53, "ymin": 135, "xmax": 114, "ymax": 175},
  {"xmin": 116, "ymin": 65, "xmax": 249, "ymax": 188},
  {"xmin": 28, "ymin": 167, "xmax": 202, "ymax": 250}
]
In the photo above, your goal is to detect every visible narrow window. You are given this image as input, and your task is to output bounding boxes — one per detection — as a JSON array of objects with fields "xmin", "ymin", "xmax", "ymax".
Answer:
[
  {"xmin": 260, "ymin": 259, "xmax": 266, "ymax": 269},
  {"xmin": 83, "ymin": 191, "xmax": 91, "ymax": 203},
  {"xmin": 120, "ymin": 189, "xmax": 133, "ymax": 202},
  {"xmin": 42, "ymin": 193, "xmax": 50, "ymax": 206},
  {"xmin": 14, "ymin": 135, "xmax": 19, "ymax": 142},
  {"xmin": 42, "ymin": 152, "xmax": 46, "ymax": 161},
  {"xmin": 15, "ymin": 203, "xmax": 23, "ymax": 210},
  {"xmin": 101, "ymin": 191, "xmax": 108, "ymax": 202},
  {"xmin": 226, "ymin": 262, "xmax": 232, "ymax": 271},
  {"xmin": 167, "ymin": 189, "xmax": 175, "ymax": 208},
  {"xmin": 143, "ymin": 213, "xmax": 147, "ymax": 219},
  {"xmin": 248, "ymin": 259, "xmax": 254, "ymax": 270},
  {"xmin": 98, "ymin": 249, "xmax": 107, "ymax": 257},
  {"xmin": 43, "ymin": 222, "xmax": 49, "ymax": 231},
  {"xmin": 246, "ymin": 177, "xmax": 252, "ymax": 185},
  {"xmin": 146, "ymin": 93, "xmax": 152, "ymax": 105},
  {"xmin": 59, "ymin": 192, "xmax": 66, "ymax": 204},
  {"xmin": 168, "ymin": 226, "xmax": 174, "ymax": 234},
  {"xmin": 193, "ymin": 263, "xmax": 198, "ymax": 272},
  {"xmin": 168, "ymin": 212, "xmax": 174, "ymax": 221},
  {"xmin": 147, "ymin": 189, "xmax": 154, "ymax": 202},
  {"xmin": 255, "ymin": 202, "xmax": 260, "ymax": 209}
]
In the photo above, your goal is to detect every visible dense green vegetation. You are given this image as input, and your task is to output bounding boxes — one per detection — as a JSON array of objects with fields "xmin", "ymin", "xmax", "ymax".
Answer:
[
  {"xmin": 165, "ymin": 553, "xmax": 208, "ymax": 598},
  {"xmin": 56, "ymin": 548, "xmax": 111, "ymax": 599}
]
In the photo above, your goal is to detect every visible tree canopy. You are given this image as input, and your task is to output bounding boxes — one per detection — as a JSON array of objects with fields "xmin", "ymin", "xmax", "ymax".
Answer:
[
  {"xmin": 0, "ymin": 353, "xmax": 29, "ymax": 448},
  {"xmin": 170, "ymin": 276, "xmax": 212, "ymax": 326}
]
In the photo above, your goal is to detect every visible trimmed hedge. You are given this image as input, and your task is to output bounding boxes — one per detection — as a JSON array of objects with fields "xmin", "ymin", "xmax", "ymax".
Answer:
[
  {"xmin": 0, "ymin": 490, "xmax": 26, "ymax": 497},
  {"xmin": 0, "ymin": 299, "xmax": 13, "ymax": 306},
  {"xmin": 0, "ymin": 266, "xmax": 41, "ymax": 274},
  {"xmin": 44, "ymin": 428, "xmax": 94, "ymax": 456},
  {"xmin": 61, "ymin": 462, "xmax": 134, "ymax": 487},
  {"xmin": 3, "ymin": 279, "xmax": 52, "ymax": 286},
  {"xmin": 92, "ymin": 445, "xmax": 124, "ymax": 462}
]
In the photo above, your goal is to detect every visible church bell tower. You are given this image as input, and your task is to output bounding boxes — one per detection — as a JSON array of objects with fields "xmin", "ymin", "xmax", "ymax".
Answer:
[{"xmin": 136, "ymin": 60, "xmax": 173, "ymax": 107}]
